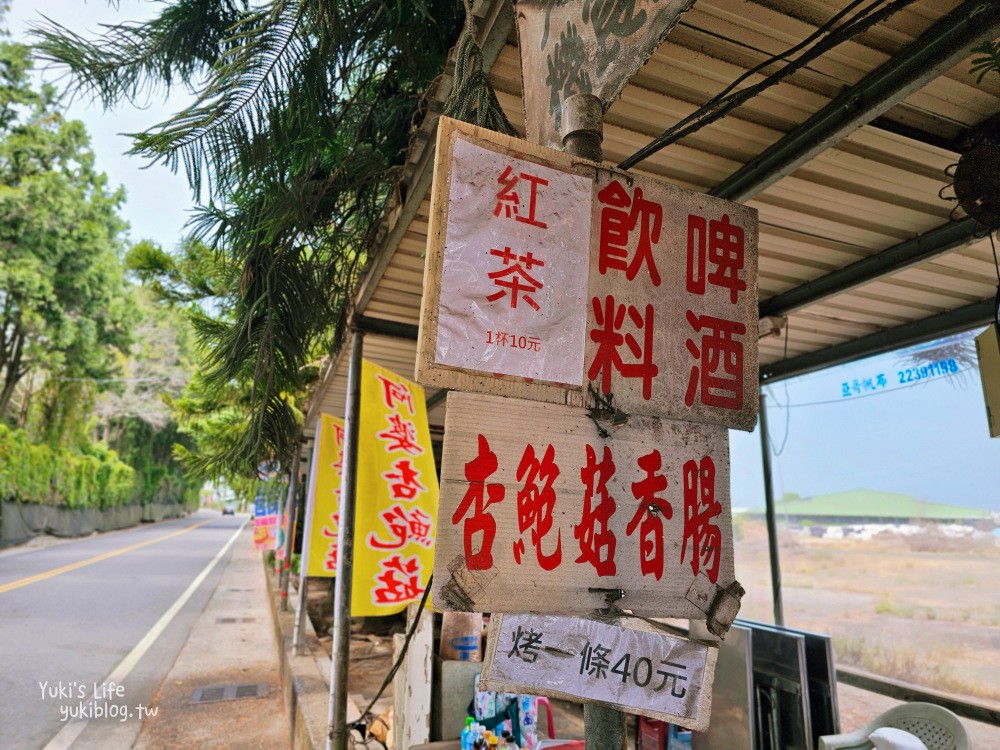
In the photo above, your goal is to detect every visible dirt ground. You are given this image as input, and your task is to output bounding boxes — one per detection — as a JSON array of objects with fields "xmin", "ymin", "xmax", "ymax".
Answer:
[{"xmin": 734, "ymin": 517, "xmax": 1000, "ymax": 744}]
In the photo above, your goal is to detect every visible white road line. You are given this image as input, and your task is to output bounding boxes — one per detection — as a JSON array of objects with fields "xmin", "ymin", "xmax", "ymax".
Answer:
[{"xmin": 42, "ymin": 519, "xmax": 248, "ymax": 750}]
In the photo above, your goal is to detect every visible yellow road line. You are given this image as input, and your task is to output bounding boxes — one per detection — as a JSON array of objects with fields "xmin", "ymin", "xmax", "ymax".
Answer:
[{"xmin": 0, "ymin": 518, "xmax": 217, "ymax": 595}]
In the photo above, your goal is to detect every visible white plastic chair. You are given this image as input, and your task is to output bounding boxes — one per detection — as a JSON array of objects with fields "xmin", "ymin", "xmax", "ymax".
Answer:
[{"xmin": 818, "ymin": 702, "xmax": 970, "ymax": 750}]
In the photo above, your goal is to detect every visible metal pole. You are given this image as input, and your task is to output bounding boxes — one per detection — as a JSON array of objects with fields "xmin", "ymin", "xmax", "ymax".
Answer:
[
  {"xmin": 759, "ymin": 391, "xmax": 784, "ymax": 626},
  {"xmin": 293, "ymin": 435, "xmax": 321, "ymax": 655},
  {"xmin": 327, "ymin": 331, "xmax": 365, "ymax": 750},
  {"xmin": 559, "ymin": 91, "xmax": 626, "ymax": 750},
  {"xmin": 279, "ymin": 445, "xmax": 303, "ymax": 611}
]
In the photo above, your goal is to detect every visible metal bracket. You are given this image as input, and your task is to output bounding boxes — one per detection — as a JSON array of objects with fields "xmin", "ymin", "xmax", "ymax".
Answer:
[
  {"xmin": 686, "ymin": 575, "xmax": 745, "ymax": 639},
  {"xmin": 589, "ymin": 587, "xmax": 626, "ymax": 616}
]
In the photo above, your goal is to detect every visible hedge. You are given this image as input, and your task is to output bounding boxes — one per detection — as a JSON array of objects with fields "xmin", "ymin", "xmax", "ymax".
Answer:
[{"xmin": 0, "ymin": 425, "xmax": 135, "ymax": 510}]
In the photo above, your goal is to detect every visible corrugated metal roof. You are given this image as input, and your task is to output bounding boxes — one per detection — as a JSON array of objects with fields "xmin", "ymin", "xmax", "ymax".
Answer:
[
  {"xmin": 753, "ymin": 489, "xmax": 992, "ymax": 519},
  {"xmin": 306, "ymin": 0, "xmax": 1000, "ymax": 425}
]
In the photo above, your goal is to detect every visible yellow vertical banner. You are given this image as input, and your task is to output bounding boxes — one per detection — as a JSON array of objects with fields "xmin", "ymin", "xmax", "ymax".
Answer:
[
  {"xmin": 306, "ymin": 413, "xmax": 346, "ymax": 577},
  {"xmin": 353, "ymin": 359, "xmax": 439, "ymax": 616}
]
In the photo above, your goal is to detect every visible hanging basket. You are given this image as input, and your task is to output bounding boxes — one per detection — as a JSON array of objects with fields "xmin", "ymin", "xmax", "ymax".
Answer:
[{"xmin": 952, "ymin": 138, "xmax": 1000, "ymax": 228}]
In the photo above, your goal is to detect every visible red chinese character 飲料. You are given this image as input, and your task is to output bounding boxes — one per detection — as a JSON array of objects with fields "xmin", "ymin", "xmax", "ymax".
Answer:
[
  {"xmin": 686, "ymin": 214, "xmax": 746, "ymax": 303},
  {"xmin": 588, "ymin": 295, "xmax": 658, "ymax": 400},
  {"xmin": 681, "ymin": 456, "xmax": 722, "ymax": 583},
  {"xmin": 486, "ymin": 246, "xmax": 545, "ymax": 312},
  {"xmin": 381, "ymin": 458, "xmax": 427, "ymax": 501},
  {"xmin": 513, "ymin": 443, "xmax": 562, "ymax": 571},
  {"xmin": 372, "ymin": 554, "xmax": 423, "ymax": 604},
  {"xmin": 494, "ymin": 165, "xmax": 548, "ymax": 228},
  {"xmin": 452, "ymin": 434, "xmax": 505, "ymax": 570},
  {"xmin": 367, "ymin": 504, "xmax": 434, "ymax": 550},
  {"xmin": 576, "ymin": 444, "xmax": 617, "ymax": 576},
  {"xmin": 375, "ymin": 373, "xmax": 415, "ymax": 414},
  {"xmin": 625, "ymin": 449, "xmax": 672, "ymax": 580},
  {"xmin": 597, "ymin": 180, "xmax": 662, "ymax": 285},
  {"xmin": 684, "ymin": 310, "xmax": 746, "ymax": 410},
  {"xmin": 377, "ymin": 413, "xmax": 424, "ymax": 455}
]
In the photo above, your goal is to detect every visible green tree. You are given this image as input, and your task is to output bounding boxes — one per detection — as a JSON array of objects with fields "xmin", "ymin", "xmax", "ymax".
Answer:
[
  {"xmin": 0, "ymin": 42, "xmax": 134, "ymax": 429},
  {"xmin": 34, "ymin": 0, "xmax": 462, "ymax": 476}
]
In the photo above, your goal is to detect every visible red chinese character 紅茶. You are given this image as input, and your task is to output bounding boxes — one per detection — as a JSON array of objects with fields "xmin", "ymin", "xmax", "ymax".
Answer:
[
  {"xmin": 367, "ymin": 504, "xmax": 434, "ymax": 550},
  {"xmin": 588, "ymin": 295, "xmax": 658, "ymax": 400},
  {"xmin": 597, "ymin": 180, "xmax": 662, "ymax": 285},
  {"xmin": 375, "ymin": 372, "xmax": 415, "ymax": 414},
  {"xmin": 513, "ymin": 443, "xmax": 562, "ymax": 571},
  {"xmin": 377, "ymin": 413, "xmax": 424, "ymax": 455},
  {"xmin": 681, "ymin": 455, "xmax": 722, "ymax": 583},
  {"xmin": 381, "ymin": 457, "xmax": 428, "ymax": 501},
  {"xmin": 625, "ymin": 449, "xmax": 672, "ymax": 580},
  {"xmin": 452, "ymin": 434, "xmax": 505, "ymax": 570},
  {"xmin": 576, "ymin": 444, "xmax": 617, "ymax": 576},
  {"xmin": 494, "ymin": 165, "xmax": 548, "ymax": 228},
  {"xmin": 686, "ymin": 213, "xmax": 746, "ymax": 303},
  {"xmin": 486, "ymin": 246, "xmax": 546, "ymax": 312},
  {"xmin": 684, "ymin": 310, "xmax": 746, "ymax": 410},
  {"xmin": 372, "ymin": 554, "xmax": 423, "ymax": 604}
]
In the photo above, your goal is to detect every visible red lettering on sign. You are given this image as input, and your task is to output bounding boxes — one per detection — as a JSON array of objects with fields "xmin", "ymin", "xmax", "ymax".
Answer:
[
  {"xmin": 513, "ymin": 443, "xmax": 562, "ymax": 571},
  {"xmin": 377, "ymin": 413, "xmax": 424, "ymax": 456},
  {"xmin": 320, "ymin": 512, "xmax": 340, "ymax": 538},
  {"xmin": 684, "ymin": 310, "xmax": 746, "ymax": 410},
  {"xmin": 682, "ymin": 456, "xmax": 722, "ymax": 584},
  {"xmin": 368, "ymin": 504, "xmax": 434, "ymax": 550},
  {"xmin": 372, "ymin": 554, "xmax": 423, "ymax": 604},
  {"xmin": 494, "ymin": 165, "xmax": 549, "ymax": 228},
  {"xmin": 576, "ymin": 444, "xmax": 617, "ymax": 576},
  {"xmin": 486, "ymin": 246, "xmax": 546, "ymax": 312},
  {"xmin": 588, "ymin": 295, "xmax": 658, "ymax": 400},
  {"xmin": 452, "ymin": 435, "xmax": 505, "ymax": 570},
  {"xmin": 375, "ymin": 373, "xmax": 415, "ymax": 414},
  {"xmin": 625, "ymin": 450, "xmax": 672, "ymax": 580},
  {"xmin": 686, "ymin": 214, "xmax": 746, "ymax": 303},
  {"xmin": 597, "ymin": 180, "xmax": 662, "ymax": 285},
  {"xmin": 382, "ymin": 458, "xmax": 427, "ymax": 501}
]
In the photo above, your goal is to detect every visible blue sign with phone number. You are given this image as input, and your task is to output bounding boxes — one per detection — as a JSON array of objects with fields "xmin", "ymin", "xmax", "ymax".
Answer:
[{"xmin": 841, "ymin": 358, "xmax": 958, "ymax": 398}]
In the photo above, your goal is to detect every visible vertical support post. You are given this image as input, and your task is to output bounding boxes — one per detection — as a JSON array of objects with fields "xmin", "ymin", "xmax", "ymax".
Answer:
[
  {"xmin": 279, "ymin": 446, "xmax": 302, "ymax": 611},
  {"xmin": 393, "ymin": 602, "xmax": 434, "ymax": 749},
  {"xmin": 293, "ymin": 435, "xmax": 321, "ymax": 654},
  {"xmin": 327, "ymin": 331, "xmax": 365, "ymax": 750},
  {"xmin": 759, "ymin": 390, "xmax": 785, "ymax": 626},
  {"xmin": 559, "ymin": 91, "xmax": 626, "ymax": 750}
]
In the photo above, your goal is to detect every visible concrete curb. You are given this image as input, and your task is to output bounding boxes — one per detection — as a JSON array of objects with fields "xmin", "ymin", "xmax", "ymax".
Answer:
[{"xmin": 263, "ymin": 559, "xmax": 331, "ymax": 750}]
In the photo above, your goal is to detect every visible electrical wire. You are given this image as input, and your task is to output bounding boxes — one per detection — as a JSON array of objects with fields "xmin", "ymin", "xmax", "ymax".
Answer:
[
  {"xmin": 766, "ymin": 322, "xmax": 792, "ymax": 456},
  {"xmin": 618, "ymin": 0, "xmax": 918, "ymax": 171}
]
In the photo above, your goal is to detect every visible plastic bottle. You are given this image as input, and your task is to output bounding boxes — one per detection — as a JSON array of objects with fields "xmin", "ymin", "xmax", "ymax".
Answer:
[
  {"xmin": 501, "ymin": 730, "xmax": 518, "ymax": 749},
  {"xmin": 471, "ymin": 736, "xmax": 487, "ymax": 750},
  {"xmin": 461, "ymin": 717, "xmax": 475, "ymax": 750},
  {"xmin": 487, "ymin": 734, "xmax": 499, "ymax": 748}
]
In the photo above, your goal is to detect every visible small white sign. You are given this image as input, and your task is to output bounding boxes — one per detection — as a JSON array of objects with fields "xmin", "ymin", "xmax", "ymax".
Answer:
[
  {"xmin": 435, "ymin": 136, "xmax": 592, "ymax": 387},
  {"xmin": 480, "ymin": 613, "xmax": 717, "ymax": 731}
]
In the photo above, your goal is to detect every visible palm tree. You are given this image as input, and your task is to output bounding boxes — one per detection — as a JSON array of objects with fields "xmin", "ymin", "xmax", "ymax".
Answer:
[{"xmin": 33, "ymin": 0, "xmax": 463, "ymax": 476}]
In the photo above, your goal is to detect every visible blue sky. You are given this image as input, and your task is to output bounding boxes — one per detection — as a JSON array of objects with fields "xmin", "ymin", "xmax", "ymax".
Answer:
[
  {"xmin": 11, "ymin": 3, "xmax": 999, "ymax": 513},
  {"xmin": 9, "ymin": 0, "xmax": 193, "ymax": 252}
]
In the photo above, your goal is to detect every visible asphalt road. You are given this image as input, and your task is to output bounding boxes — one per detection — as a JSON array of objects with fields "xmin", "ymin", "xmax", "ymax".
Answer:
[{"xmin": 0, "ymin": 511, "xmax": 247, "ymax": 749}]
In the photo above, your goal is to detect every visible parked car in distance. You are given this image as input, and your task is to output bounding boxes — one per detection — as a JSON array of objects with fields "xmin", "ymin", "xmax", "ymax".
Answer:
[{"xmin": 222, "ymin": 504, "xmax": 236, "ymax": 516}]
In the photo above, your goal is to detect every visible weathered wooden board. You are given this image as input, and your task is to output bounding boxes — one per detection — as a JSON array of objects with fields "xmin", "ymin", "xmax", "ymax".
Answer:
[
  {"xmin": 480, "ymin": 613, "xmax": 717, "ymax": 731},
  {"xmin": 431, "ymin": 391, "xmax": 734, "ymax": 618},
  {"xmin": 515, "ymin": 0, "xmax": 698, "ymax": 151},
  {"xmin": 416, "ymin": 117, "xmax": 759, "ymax": 431}
]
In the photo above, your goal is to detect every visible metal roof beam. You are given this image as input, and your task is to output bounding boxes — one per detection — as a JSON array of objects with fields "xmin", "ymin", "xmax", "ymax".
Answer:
[
  {"xmin": 760, "ymin": 297, "xmax": 995, "ymax": 383},
  {"xmin": 711, "ymin": 1, "xmax": 1000, "ymax": 203},
  {"xmin": 759, "ymin": 217, "xmax": 982, "ymax": 318}
]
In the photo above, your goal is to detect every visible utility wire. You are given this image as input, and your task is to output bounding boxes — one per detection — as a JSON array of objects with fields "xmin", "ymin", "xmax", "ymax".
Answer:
[{"xmin": 618, "ymin": 0, "xmax": 918, "ymax": 171}]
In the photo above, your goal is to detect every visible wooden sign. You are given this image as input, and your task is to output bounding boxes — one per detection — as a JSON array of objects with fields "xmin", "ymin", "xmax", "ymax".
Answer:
[
  {"xmin": 480, "ymin": 613, "xmax": 717, "ymax": 731},
  {"xmin": 431, "ymin": 391, "xmax": 734, "ymax": 619},
  {"xmin": 416, "ymin": 117, "xmax": 758, "ymax": 431},
  {"xmin": 515, "ymin": 0, "xmax": 697, "ymax": 150}
]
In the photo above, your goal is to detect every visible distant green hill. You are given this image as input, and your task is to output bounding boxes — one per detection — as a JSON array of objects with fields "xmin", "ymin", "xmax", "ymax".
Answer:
[{"xmin": 750, "ymin": 490, "xmax": 993, "ymax": 523}]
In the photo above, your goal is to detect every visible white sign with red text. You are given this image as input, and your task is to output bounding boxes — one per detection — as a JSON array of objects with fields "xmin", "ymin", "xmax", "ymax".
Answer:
[
  {"xmin": 418, "ymin": 118, "xmax": 758, "ymax": 431},
  {"xmin": 480, "ymin": 613, "xmax": 717, "ymax": 730},
  {"xmin": 435, "ymin": 135, "xmax": 592, "ymax": 386},
  {"xmin": 431, "ymin": 391, "xmax": 733, "ymax": 619}
]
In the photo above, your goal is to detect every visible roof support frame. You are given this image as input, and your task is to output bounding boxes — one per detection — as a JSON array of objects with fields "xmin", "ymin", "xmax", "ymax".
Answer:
[
  {"xmin": 710, "ymin": 0, "xmax": 1000, "ymax": 203},
  {"xmin": 760, "ymin": 297, "xmax": 995, "ymax": 382},
  {"xmin": 759, "ymin": 217, "xmax": 983, "ymax": 318}
]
